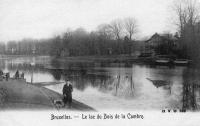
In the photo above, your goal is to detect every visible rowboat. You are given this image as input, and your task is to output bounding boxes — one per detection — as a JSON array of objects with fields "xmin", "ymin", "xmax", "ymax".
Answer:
[
  {"xmin": 154, "ymin": 55, "xmax": 172, "ymax": 65},
  {"xmin": 174, "ymin": 59, "xmax": 190, "ymax": 65},
  {"xmin": 155, "ymin": 58, "xmax": 170, "ymax": 64}
]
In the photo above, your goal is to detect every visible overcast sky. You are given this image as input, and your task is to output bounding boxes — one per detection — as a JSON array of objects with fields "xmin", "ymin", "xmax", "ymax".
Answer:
[{"xmin": 0, "ymin": 0, "xmax": 175, "ymax": 42}]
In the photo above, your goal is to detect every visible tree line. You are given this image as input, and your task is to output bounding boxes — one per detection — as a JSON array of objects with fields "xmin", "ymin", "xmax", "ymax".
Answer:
[
  {"xmin": 1, "ymin": 17, "xmax": 138, "ymax": 57},
  {"xmin": 2, "ymin": 0, "xmax": 200, "ymax": 63}
]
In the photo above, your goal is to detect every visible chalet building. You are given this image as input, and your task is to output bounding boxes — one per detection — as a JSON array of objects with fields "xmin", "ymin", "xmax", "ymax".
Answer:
[{"xmin": 144, "ymin": 33, "xmax": 178, "ymax": 55}]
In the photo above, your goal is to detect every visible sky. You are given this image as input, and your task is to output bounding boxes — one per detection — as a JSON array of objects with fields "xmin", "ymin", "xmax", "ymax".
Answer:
[{"xmin": 0, "ymin": 0, "xmax": 175, "ymax": 42}]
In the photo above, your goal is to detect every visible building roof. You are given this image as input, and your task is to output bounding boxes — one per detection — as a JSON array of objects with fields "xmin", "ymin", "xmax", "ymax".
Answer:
[{"xmin": 145, "ymin": 33, "xmax": 178, "ymax": 43}]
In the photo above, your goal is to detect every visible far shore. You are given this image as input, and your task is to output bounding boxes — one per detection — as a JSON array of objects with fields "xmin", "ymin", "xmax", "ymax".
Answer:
[
  {"xmin": 1, "ymin": 54, "xmax": 195, "ymax": 66},
  {"xmin": 0, "ymin": 54, "xmax": 149, "ymax": 64}
]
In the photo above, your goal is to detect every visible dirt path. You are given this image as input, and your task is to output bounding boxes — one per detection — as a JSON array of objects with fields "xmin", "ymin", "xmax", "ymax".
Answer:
[{"xmin": 0, "ymin": 79, "xmax": 95, "ymax": 111}]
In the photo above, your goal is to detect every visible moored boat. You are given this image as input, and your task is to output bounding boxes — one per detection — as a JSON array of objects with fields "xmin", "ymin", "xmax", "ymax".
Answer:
[
  {"xmin": 154, "ymin": 55, "xmax": 174, "ymax": 65},
  {"xmin": 155, "ymin": 58, "xmax": 170, "ymax": 64},
  {"xmin": 174, "ymin": 59, "xmax": 190, "ymax": 65},
  {"xmin": 155, "ymin": 55, "xmax": 171, "ymax": 65}
]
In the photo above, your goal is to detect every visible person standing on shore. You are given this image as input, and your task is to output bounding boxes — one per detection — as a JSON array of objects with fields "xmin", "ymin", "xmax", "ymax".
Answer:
[
  {"xmin": 21, "ymin": 72, "xmax": 24, "ymax": 79},
  {"xmin": 62, "ymin": 80, "xmax": 73, "ymax": 108},
  {"xmin": 5, "ymin": 73, "xmax": 9, "ymax": 81},
  {"xmin": 0, "ymin": 70, "xmax": 3, "ymax": 77},
  {"xmin": 15, "ymin": 70, "xmax": 19, "ymax": 79}
]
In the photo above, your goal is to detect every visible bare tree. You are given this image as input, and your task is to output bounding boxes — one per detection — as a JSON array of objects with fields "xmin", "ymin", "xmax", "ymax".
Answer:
[
  {"xmin": 172, "ymin": 0, "xmax": 200, "ymax": 59},
  {"xmin": 62, "ymin": 28, "xmax": 72, "ymax": 39},
  {"xmin": 109, "ymin": 19, "xmax": 123, "ymax": 40},
  {"xmin": 123, "ymin": 17, "xmax": 137, "ymax": 40},
  {"xmin": 173, "ymin": 0, "xmax": 199, "ymax": 36}
]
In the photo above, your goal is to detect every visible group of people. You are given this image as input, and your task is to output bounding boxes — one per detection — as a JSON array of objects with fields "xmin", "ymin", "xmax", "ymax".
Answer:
[
  {"xmin": 0, "ymin": 69, "xmax": 10, "ymax": 81},
  {"xmin": 14, "ymin": 70, "xmax": 24, "ymax": 79},
  {"xmin": 0, "ymin": 69, "xmax": 25, "ymax": 81},
  {"xmin": 1, "ymin": 68, "xmax": 73, "ymax": 108}
]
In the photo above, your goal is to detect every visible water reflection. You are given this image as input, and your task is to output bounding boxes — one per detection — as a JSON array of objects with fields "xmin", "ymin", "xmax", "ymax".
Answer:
[
  {"xmin": 0, "ymin": 56, "xmax": 200, "ymax": 110},
  {"xmin": 50, "ymin": 69, "xmax": 62, "ymax": 80},
  {"xmin": 182, "ymin": 68, "xmax": 200, "ymax": 110}
]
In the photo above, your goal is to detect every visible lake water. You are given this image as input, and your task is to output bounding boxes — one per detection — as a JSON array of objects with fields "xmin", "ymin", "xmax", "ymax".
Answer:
[{"xmin": 1, "ymin": 56, "xmax": 200, "ymax": 111}]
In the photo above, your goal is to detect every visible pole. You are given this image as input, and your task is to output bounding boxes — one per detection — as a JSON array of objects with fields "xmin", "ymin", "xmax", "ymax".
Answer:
[
  {"xmin": 30, "ymin": 62, "xmax": 35, "ymax": 84},
  {"xmin": 31, "ymin": 67, "xmax": 33, "ymax": 84}
]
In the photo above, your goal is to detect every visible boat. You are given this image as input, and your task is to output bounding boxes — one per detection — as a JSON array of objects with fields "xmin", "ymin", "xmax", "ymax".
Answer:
[
  {"xmin": 174, "ymin": 59, "xmax": 190, "ymax": 65},
  {"xmin": 154, "ymin": 55, "xmax": 173, "ymax": 65},
  {"xmin": 155, "ymin": 58, "xmax": 170, "ymax": 64}
]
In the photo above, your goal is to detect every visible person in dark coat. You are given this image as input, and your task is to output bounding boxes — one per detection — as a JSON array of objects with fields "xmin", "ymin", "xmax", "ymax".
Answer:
[
  {"xmin": 62, "ymin": 80, "xmax": 73, "ymax": 108},
  {"xmin": 0, "ymin": 70, "xmax": 3, "ymax": 76},
  {"xmin": 15, "ymin": 70, "xmax": 19, "ymax": 79},
  {"xmin": 5, "ymin": 73, "xmax": 9, "ymax": 81},
  {"xmin": 0, "ymin": 70, "xmax": 3, "ymax": 81},
  {"xmin": 21, "ymin": 72, "xmax": 24, "ymax": 79}
]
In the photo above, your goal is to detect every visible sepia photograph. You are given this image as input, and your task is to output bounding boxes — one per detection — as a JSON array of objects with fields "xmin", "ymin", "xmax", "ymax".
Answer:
[{"xmin": 0, "ymin": 0, "xmax": 200, "ymax": 125}]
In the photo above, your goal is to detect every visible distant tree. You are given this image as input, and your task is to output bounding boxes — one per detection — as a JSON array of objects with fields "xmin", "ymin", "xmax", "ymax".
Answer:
[
  {"xmin": 123, "ymin": 17, "xmax": 138, "ymax": 40},
  {"xmin": 50, "ymin": 36, "xmax": 62, "ymax": 57},
  {"xmin": 71, "ymin": 27, "xmax": 89, "ymax": 56},
  {"xmin": 0, "ymin": 43, "xmax": 6, "ymax": 54},
  {"xmin": 109, "ymin": 19, "xmax": 123, "ymax": 40},
  {"xmin": 72, "ymin": 27, "xmax": 88, "ymax": 38},
  {"xmin": 97, "ymin": 24, "xmax": 113, "ymax": 39}
]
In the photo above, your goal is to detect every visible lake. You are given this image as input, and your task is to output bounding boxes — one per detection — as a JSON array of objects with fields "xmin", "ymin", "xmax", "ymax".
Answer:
[{"xmin": 0, "ymin": 56, "xmax": 200, "ymax": 111}]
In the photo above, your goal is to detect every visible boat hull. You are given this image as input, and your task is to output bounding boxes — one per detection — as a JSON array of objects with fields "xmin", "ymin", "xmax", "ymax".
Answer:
[
  {"xmin": 155, "ymin": 59, "xmax": 171, "ymax": 65},
  {"xmin": 174, "ymin": 60, "xmax": 189, "ymax": 65}
]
